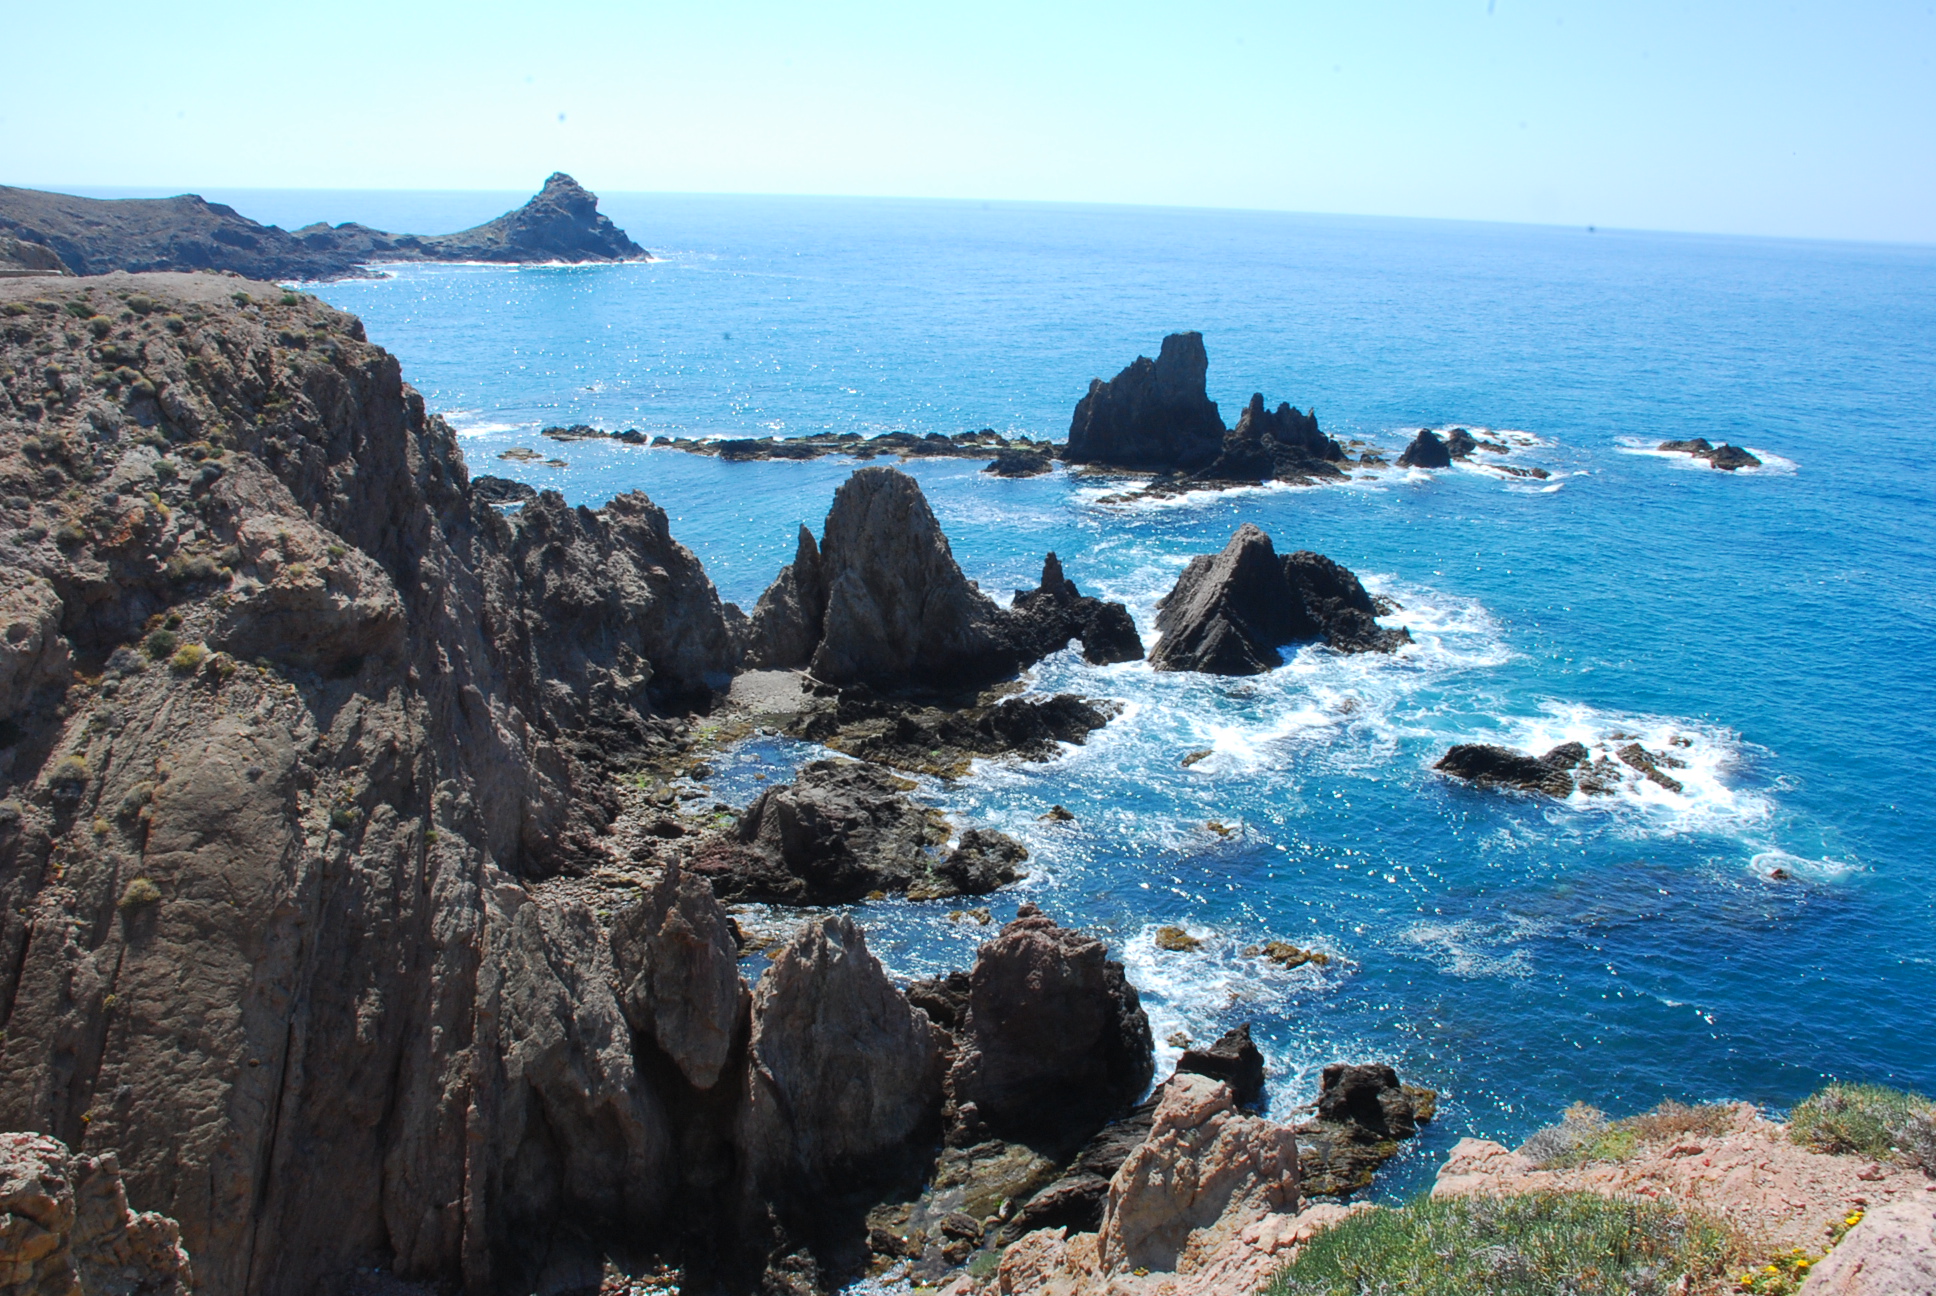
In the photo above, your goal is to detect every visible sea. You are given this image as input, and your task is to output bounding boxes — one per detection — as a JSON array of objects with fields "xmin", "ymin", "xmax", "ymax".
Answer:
[{"xmin": 194, "ymin": 188, "xmax": 1935, "ymax": 1198}]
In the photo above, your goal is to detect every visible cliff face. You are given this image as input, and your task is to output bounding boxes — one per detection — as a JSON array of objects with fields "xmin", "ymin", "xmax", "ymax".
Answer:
[
  {"xmin": 0, "ymin": 273, "xmax": 731, "ymax": 1293},
  {"xmin": 0, "ymin": 175, "xmax": 647, "ymax": 283}
]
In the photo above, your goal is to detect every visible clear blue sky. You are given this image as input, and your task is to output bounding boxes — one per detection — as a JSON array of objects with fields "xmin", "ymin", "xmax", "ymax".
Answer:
[{"xmin": 6, "ymin": 0, "xmax": 1932, "ymax": 243}]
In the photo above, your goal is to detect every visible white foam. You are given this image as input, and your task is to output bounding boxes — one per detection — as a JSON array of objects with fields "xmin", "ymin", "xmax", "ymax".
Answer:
[
  {"xmin": 1749, "ymin": 848, "xmax": 1858, "ymax": 881},
  {"xmin": 1400, "ymin": 919, "xmax": 1537, "ymax": 979}
]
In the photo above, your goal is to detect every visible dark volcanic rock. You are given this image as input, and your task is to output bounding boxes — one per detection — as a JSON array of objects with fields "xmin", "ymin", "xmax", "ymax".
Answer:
[
  {"xmin": 1658, "ymin": 437, "xmax": 1763, "ymax": 471},
  {"xmin": 984, "ymin": 448, "xmax": 1053, "ymax": 477},
  {"xmin": 1396, "ymin": 429, "xmax": 1453, "ymax": 469},
  {"xmin": 1197, "ymin": 393, "xmax": 1348, "ymax": 483},
  {"xmin": 1444, "ymin": 428, "xmax": 1478, "ymax": 458},
  {"xmin": 611, "ymin": 860, "xmax": 748, "ymax": 1091},
  {"xmin": 1006, "ymin": 1098, "xmax": 1160, "ymax": 1237},
  {"xmin": 1149, "ymin": 524, "xmax": 1408, "ymax": 674},
  {"xmin": 1177, "ymin": 1023, "xmax": 1268, "ymax": 1109},
  {"xmin": 741, "ymin": 525, "xmax": 827, "ymax": 670},
  {"xmin": 470, "ymin": 474, "xmax": 538, "ymax": 506},
  {"xmin": 1065, "ymin": 333, "xmax": 1226, "ymax": 472},
  {"xmin": 0, "ymin": 174, "xmax": 646, "ymax": 281},
  {"xmin": 946, "ymin": 904, "xmax": 1155, "ymax": 1144},
  {"xmin": 1295, "ymin": 1063, "xmax": 1437, "ymax": 1197},
  {"xmin": 935, "ymin": 829, "xmax": 1030, "ymax": 896},
  {"xmin": 747, "ymin": 469, "xmax": 1140, "ymax": 691},
  {"xmin": 1435, "ymin": 741, "xmax": 1588, "ymax": 797},
  {"xmin": 788, "ymin": 686, "xmax": 1117, "ymax": 779}
]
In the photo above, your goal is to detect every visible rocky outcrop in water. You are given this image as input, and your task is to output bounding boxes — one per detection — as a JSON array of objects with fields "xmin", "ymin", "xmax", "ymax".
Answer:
[
  {"xmin": 743, "ymin": 468, "xmax": 1141, "ymax": 689},
  {"xmin": 0, "ymin": 175, "xmax": 646, "ymax": 281},
  {"xmin": 1194, "ymin": 394, "xmax": 1348, "ymax": 484},
  {"xmin": 0, "ymin": 1131, "xmax": 192, "ymax": 1296},
  {"xmin": 1149, "ymin": 524, "xmax": 1408, "ymax": 674},
  {"xmin": 1064, "ymin": 333, "xmax": 1225, "ymax": 472},
  {"xmin": 946, "ymin": 905, "xmax": 1155, "ymax": 1145},
  {"xmin": 1178, "ymin": 1024, "xmax": 1268, "ymax": 1109},
  {"xmin": 1397, "ymin": 428, "xmax": 1452, "ymax": 468},
  {"xmin": 985, "ymin": 447, "xmax": 1054, "ymax": 476},
  {"xmin": 787, "ymin": 686, "xmax": 1118, "ymax": 779},
  {"xmin": 1659, "ymin": 437, "xmax": 1763, "ymax": 470},
  {"xmin": 1293, "ymin": 1063, "xmax": 1437, "ymax": 1196},
  {"xmin": 1435, "ymin": 740, "xmax": 1588, "ymax": 797}
]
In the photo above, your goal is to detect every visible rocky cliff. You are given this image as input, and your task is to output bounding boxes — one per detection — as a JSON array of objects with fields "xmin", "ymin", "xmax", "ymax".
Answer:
[{"xmin": 0, "ymin": 175, "xmax": 646, "ymax": 282}]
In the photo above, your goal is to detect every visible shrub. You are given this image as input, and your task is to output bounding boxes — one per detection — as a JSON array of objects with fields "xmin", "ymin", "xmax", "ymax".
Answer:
[
  {"xmin": 280, "ymin": 291, "xmax": 301, "ymax": 306},
  {"xmin": 231, "ymin": 292, "xmax": 251, "ymax": 307},
  {"xmin": 48, "ymin": 753, "xmax": 88, "ymax": 785},
  {"xmin": 168, "ymin": 643, "xmax": 208, "ymax": 674},
  {"xmin": 1520, "ymin": 1100, "xmax": 1735, "ymax": 1169},
  {"xmin": 126, "ymin": 294, "xmax": 154, "ymax": 315},
  {"xmin": 117, "ymin": 877, "xmax": 162, "ymax": 910},
  {"xmin": 63, "ymin": 300, "xmax": 94, "ymax": 318},
  {"xmin": 1264, "ymin": 1191, "xmax": 1739, "ymax": 1296},
  {"xmin": 142, "ymin": 628, "xmax": 179, "ymax": 660},
  {"xmin": 1789, "ymin": 1082, "xmax": 1936, "ymax": 1164},
  {"xmin": 164, "ymin": 314, "xmax": 186, "ymax": 333},
  {"xmin": 88, "ymin": 315, "xmax": 113, "ymax": 339}
]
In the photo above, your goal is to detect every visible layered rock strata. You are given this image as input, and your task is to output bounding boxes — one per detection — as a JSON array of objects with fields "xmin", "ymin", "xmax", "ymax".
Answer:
[{"xmin": 1150, "ymin": 524, "xmax": 1409, "ymax": 674}]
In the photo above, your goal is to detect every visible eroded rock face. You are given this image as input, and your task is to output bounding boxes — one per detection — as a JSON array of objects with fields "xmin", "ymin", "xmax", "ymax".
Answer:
[
  {"xmin": 1098, "ymin": 1074, "xmax": 1300, "ymax": 1272},
  {"xmin": 1178, "ymin": 1024, "xmax": 1267, "ymax": 1110},
  {"xmin": 0, "ymin": 572, "xmax": 69, "ymax": 723},
  {"xmin": 1150, "ymin": 525, "xmax": 1406, "ymax": 674},
  {"xmin": 612, "ymin": 860, "xmax": 748, "ymax": 1090},
  {"xmin": 741, "ymin": 525, "xmax": 827, "ymax": 671},
  {"xmin": 947, "ymin": 905, "xmax": 1154, "ymax": 1145},
  {"xmin": 1065, "ymin": 334, "xmax": 1226, "ymax": 473},
  {"xmin": 1009, "ymin": 553, "xmax": 1145, "ymax": 668},
  {"xmin": 1435, "ymin": 741, "xmax": 1587, "ymax": 797},
  {"xmin": 1396, "ymin": 429, "xmax": 1452, "ymax": 468},
  {"xmin": 0, "ymin": 1129, "xmax": 192, "ymax": 1296},
  {"xmin": 741, "ymin": 916, "xmax": 942, "ymax": 1196}
]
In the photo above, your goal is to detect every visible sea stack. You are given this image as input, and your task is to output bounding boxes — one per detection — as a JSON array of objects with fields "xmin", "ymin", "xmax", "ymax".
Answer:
[{"xmin": 1065, "ymin": 332, "xmax": 1226, "ymax": 472}]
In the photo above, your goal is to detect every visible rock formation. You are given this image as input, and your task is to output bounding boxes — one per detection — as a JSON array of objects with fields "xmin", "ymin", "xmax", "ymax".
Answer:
[
  {"xmin": 687, "ymin": 758, "xmax": 1026, "ymax": 904},
  {"xmin": 742, "ymin": 469, "xmax": 1141, "ymax": 689},
  {"xmin": 1797, "ymin": 1196, "xmax": 1936, "ymax": 1294},
  {"xmin": 1195, "ymin": 394, "xmax": 1348, "ymax": 484},
  {"xmin": 0, "ymin": 1130, "xmax": 192, "ymax": 1296},
  {"xmin": 1149, "ymin": 524, "xmax": 1408, "ymax": 674},
  {"xmin": 0, "ymin": 174, "xmax": 646, "ymax": 282},
  {"xmin": 1659, "ymin": 437, "xmax": 1763, "ymax": 470},
  {"xmin": 985, "ymin": 447, "xmax": 1053, "ymax": 476},
  {"xmin": 946, "ymin": 905, "xmax": 1155, "ymax": 1144},
  {"xmin": 1177, "ymin": 1024, "xmax": 1268, "ymax": 1109},
  {"xmin": 0, "ymin": 237, "xmax": 69, "ymax": 278},
  {"xmin": 1064, "ymin": 333, "xmax": 1225, "ymax": 473},
  {"xmin": 471, "ymin": 474, "xmax": 538, "ymax": 506},
  {"xmin": 611, "ymin": 860, "xmax": 747, "ymax": 1091},
  {"xmin": 1293, "ymin": 1063, "xmax": 1437, "ymax": 1196},
  {"xmin": 1397, "ymin": 428, "xmax": 1452, "ymax": 468},
  {"xmin": 787, "ymin": 687, "xmax": 1118, "ymax": 779},
  {"xmin": 1435, "ymin": 740, "xmax": 1589, "ymax": 797}
]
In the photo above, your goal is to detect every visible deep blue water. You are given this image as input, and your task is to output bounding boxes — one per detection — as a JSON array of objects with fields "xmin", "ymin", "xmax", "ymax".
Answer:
[{"xmin": 282, "ymin": 192, "xmax": 1934, "ymax": 1198}]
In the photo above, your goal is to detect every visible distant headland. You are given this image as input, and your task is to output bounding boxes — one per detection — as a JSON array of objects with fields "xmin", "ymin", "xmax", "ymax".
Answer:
[{"xmin": 0, "ymin": 172, "xmax": 647, "ymax": 281}]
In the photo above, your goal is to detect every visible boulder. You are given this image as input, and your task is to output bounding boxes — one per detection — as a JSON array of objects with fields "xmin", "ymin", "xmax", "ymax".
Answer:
[
  {"xmin": 1294, "ymin": 1063, "xmax": 1438, "ymax": 1196},
  {"xmin": 1434, "ymin": 741, "xmax": 1587, "ymax": 797},
  {"xmin": 740, "ymin": 916, "xmax": 943, "ymax": 1193},
  {"xmin": 1150, "ymin": 525, "xmax": 1406, "ymax": 674},
  {"xmin": 1706, "ymin": 443, "xmax": 1762, "ymax": 470},
  {"xmin": 1065, "ymin": 333, "xmax": 1226, "ymax": 472},
  {"xmin": 1396, "ymin": 429, "xmax": 1452, "ymax": 468},
  {"xmin": 0, "ymin": 1129, "xmax": 192, "ymax": 1296},
  {"xmin": 1178, "ymin": 1024, "xmax": 1268, "ymax": 1109},
  {"xmin": 741, "ymin": 525, "xmax": 828, "ymax": 670},
  {"xmin": 936, "ymin": 828, "xmax": 1031, "ymax": 896},
  {"xmin": 947, "ymin": 904, "xmax": 1155, "ymax": 1144},
  {"xmin": 1796, "ymin": 1196, "xmax": 1936, "ymax": 1295},
  {"xmin": 1444, "ymin": 428, "xmax": 1478, "ymax": 459},
  {"xmin": 1098, "ymin": 1074, "xmax": 1301, "ymax": 1272},
  {"xmin": 611, "ymin": 860, "xmax": 749, "ymax": 1090}
]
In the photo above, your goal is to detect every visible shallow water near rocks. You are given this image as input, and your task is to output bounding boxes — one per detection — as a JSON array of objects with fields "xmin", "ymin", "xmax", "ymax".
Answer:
[{"xmin": 287, "ymin": 192, "xmax": 1936, "ymax": 1202}]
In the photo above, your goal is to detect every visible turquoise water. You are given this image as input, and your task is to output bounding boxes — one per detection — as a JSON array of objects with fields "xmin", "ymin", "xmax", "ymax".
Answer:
[{"xmin": 295, "ymin": 193, "xmax": 1936, "ymax": 1197}]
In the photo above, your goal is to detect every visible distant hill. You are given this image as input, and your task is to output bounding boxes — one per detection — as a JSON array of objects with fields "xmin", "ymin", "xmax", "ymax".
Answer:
[{"xmin": 0, "ymin": 172, "xmax": 647, "ymax": 281}]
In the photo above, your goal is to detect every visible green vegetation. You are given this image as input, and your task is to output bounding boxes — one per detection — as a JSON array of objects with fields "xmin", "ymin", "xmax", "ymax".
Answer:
[
  {"xmin": 63, "ymin": 300, "xmax": 94, "ymax": 318},
  {"xmin": 126, "ymin": 294, "xmax": 154, "ymax": 315},
  {"xmin": 1264, "ymin": 1191, "xmax": 1739, "ymax": 1296},
  {"xmin": 117, "ymin": 877, "xmax": 163, "ymax": 910},
  {"xmin": 87, "ymin": 315, "xmax": 113, "ymax": 338},
  {"xmin": 1789, "ymin": 1082, "xmax": 1936, "ymax": 1167},
  {"xmin": 231, "ymin": 291, "xmax": 252, "ymax": 306},
  {"xmin": 280, "ymin": 291, "xmax": 302, "ymax": 306},
  {"xmin": 1519, "ymin": 1100, "xmax": 1735, "ymax": 1169},
  {"xmin": 168, "ymin": 642, "xmax": 208, "ymax": 674},
  {"xmin": 142, "ymin": 628, "xmax": 179, "ymax": 660}
]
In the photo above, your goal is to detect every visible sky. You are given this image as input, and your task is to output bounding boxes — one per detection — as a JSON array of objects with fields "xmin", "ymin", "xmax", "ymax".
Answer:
[{"xmin": 5, "ymin": 0, "xmax": 1933, "ymax": 243}]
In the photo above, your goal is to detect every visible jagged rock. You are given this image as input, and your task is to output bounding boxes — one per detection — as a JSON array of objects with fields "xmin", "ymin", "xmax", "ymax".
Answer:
[
  {"xmin": 471, "ymin": 474, "xmax": 538, "ymax": 506},
  {"xmin": 740, "ymin": 916, "xmax": 942, "ymax": 1195},
  {"xmin": 0, "ymin": 1130, "xmax": 193, "ymax": 1296},
  {"xmin": 1444, "ymin": 428, "xmax": 1478, "ymax": 458},
  {"xmin": 1150, "ymin": 525, "xmax": 1406, "ymax": 674},
  {"xmin": 0, "ymin": 175, "xmax": 645, "ymax": 281},
  {"xmin": 1616, "ymin": 742, "xmax": 1685, "ymax": 793},
  {"xmin": 1294, "ymin": 1063, "xmax": 1437, "ymax": 1197},
  {"xmin": 1178, "ymin": 1024, "xmax": 1267, "ymax": 1109},
  {"xmin": 947, "ymin": 905, "xmax": 1154, "ymax": 1145},
  {"xmin": 985, "ymin": 449, "xmax": 1054, "ymax": 477},
  {"xmin": 788, "ymin": 686, "xmax": 1118, "ymax": 779},
  {"xmin": 741, "ymin": 525, "xmax": 828, "ymax": 670},
  {"xmin": 1065, "ymin": 333, "xmax": 1226, "ymax": 472},
  {"xmin": 611, "ymin": 860, "xmax": 748, "ymax": 1090},
  {"xmin": 1434, "ymin": 741, "xmax": 1588, "ymax": 797},
  {"xmin": 1098, "ymin": 1074, "xmax": 1301, "ymax": 1272},
  {"xmin": 1009, "ymin": 553, "xmax": 1145, "ymax": 667},
  {"xmin": 936, "ymin": 829, "xmax": 1030, "ymax": 896},
  {"xmin": 1197, "ymin": 394, "xmax": 1347, "ymax": 483},
  {"xmin": 0, "ymin": 571, "xmax": 70, "ymax": 723},
  {"xmin": 1396, "ymin": 429, "xmax": 1452, "ymax": 468},
  {"xmin": 1658, "ymin": 437, "xmax": 1763, "ymax": 471}
]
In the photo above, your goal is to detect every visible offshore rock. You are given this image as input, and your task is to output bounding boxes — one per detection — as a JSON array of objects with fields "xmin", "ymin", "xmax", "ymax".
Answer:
[
  {"xmin": 741, "ymin": 525, "xmax": 827, "ymax": 670},
  {"xmin": 1396, "ymin": 428, "xmax": 1453, "ymax": 468},
  {"xmin": 1660, "ymin": 437, "xmax": 1764, "ymax": 471},
  {"xmin": 749, "ymin": 469, "xmax": 1139, "ymax": 690},
  {"xmin": 947, "ymin": 905, "xmax": 1155, "ymax": 1145},
  {"xmin": 985, "ymin": 448, "xmax": 1054, "ymax": 477},
  {"xmin": 611, "ymin": 860, "xmax": 748, "ymax": 1090},
  {"xmin": 470, "ymin": 474, "xmax": 538, "ymax": 506},
  {"xmin": 0, "ymin": 1130, "xmax": 192, "ymax": 1296},
  {"xmin": 1435, "ymin": 740, "xmax": 1588, "ymax": 797},
  {"xmin": 1294, "ymin": 1063, "xmax": 1437, "ymax": 1197},
  {"xmin": 740, "ymin": 916, "xmax": 942, "ymax": 1199},
  {"xmin": 1150, "ymin": 525, "xmax": 1406, "ymax": 674},
  {"xmin": 1197, "ymin": 394, "xmax": 1348, "ymax": 484},
  {"xmin": 1444, "ymin": 427, "xmax": 1479, "ymax": 458},
  {"xmin": 1065, "ymin": 333, "xmax": 1226, "ymax": 473},
  {"xmin": 1099, "ymin": 1074, "xmax": 1301, "ymax": 1272},
  {"xmin": 788, "ymin": 686, "xmax": 1117, "ymax": 780}
]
